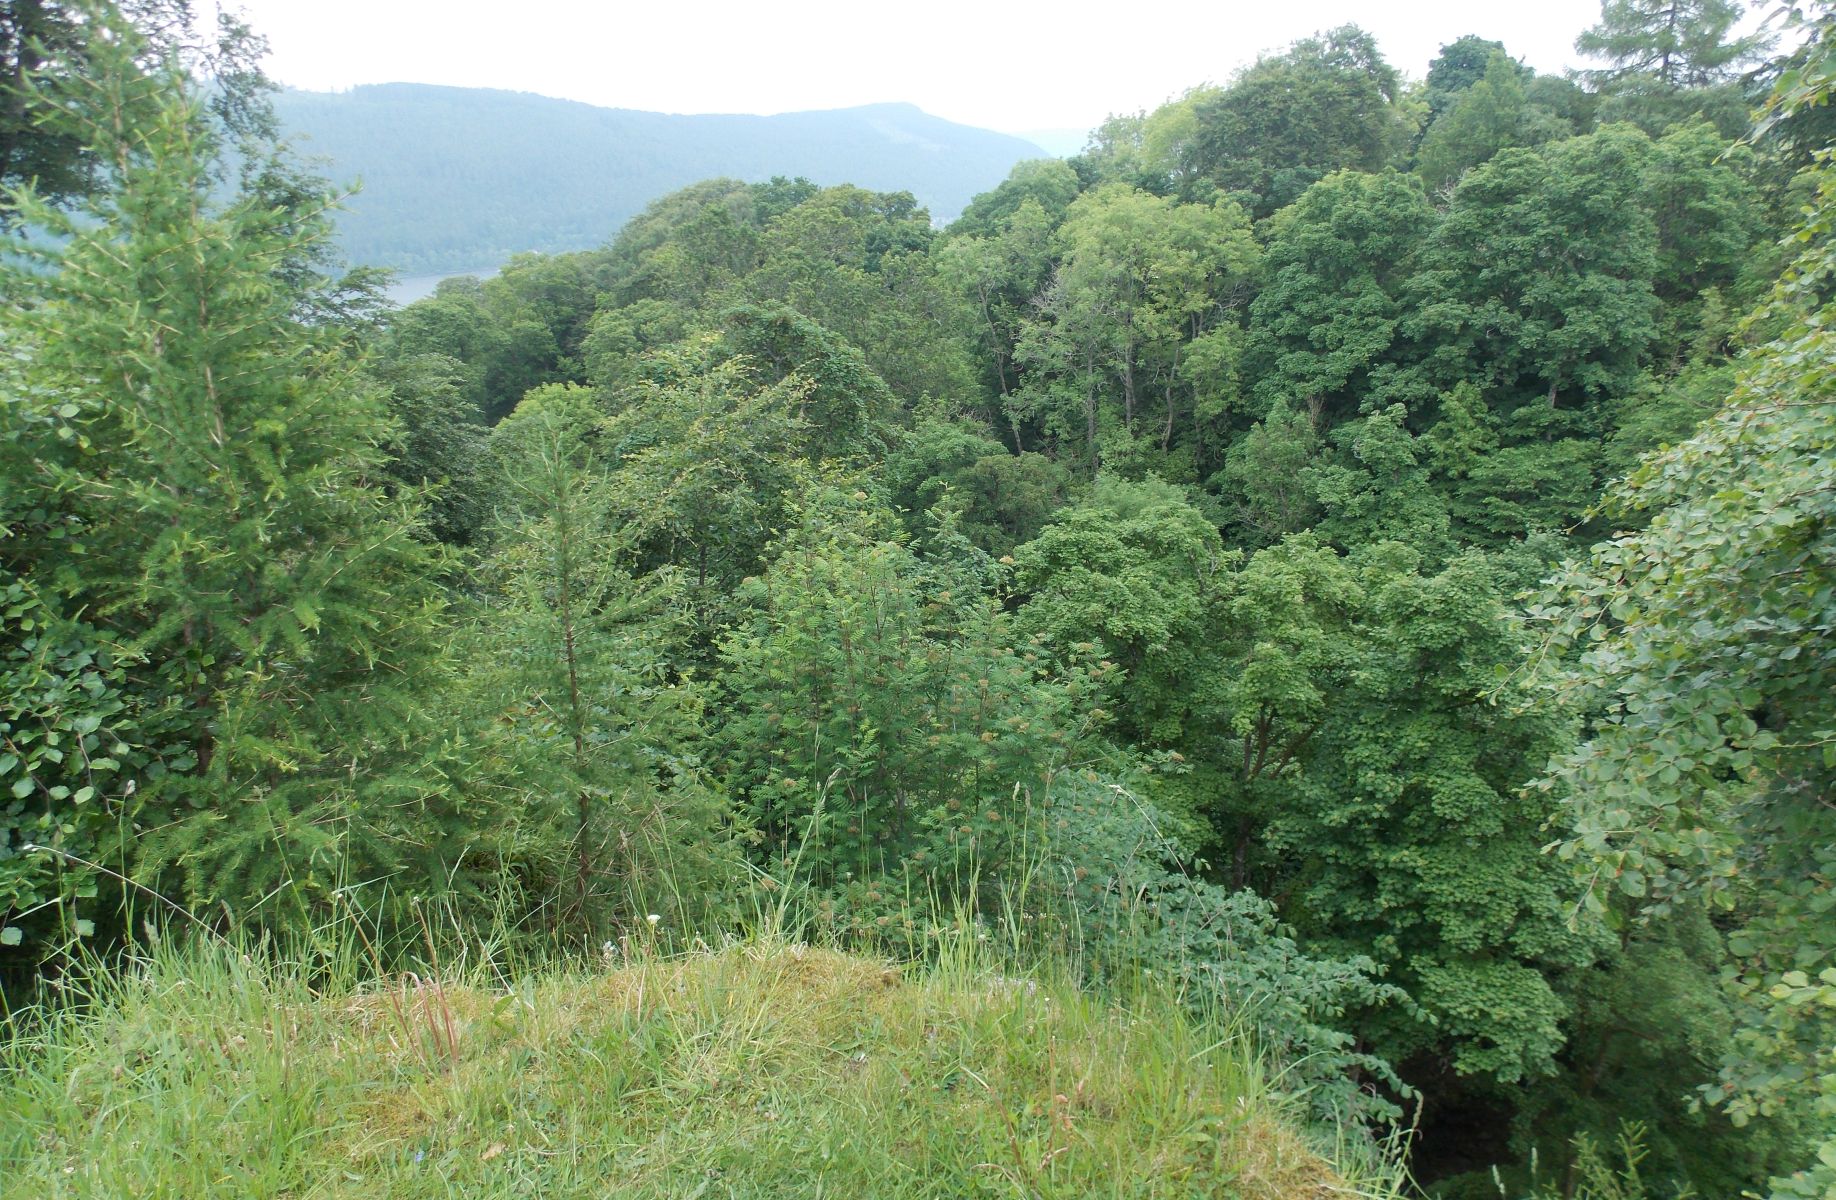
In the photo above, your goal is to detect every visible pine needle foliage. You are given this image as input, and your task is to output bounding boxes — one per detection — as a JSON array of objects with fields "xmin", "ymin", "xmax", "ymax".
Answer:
[
  {"xmin": 1, "ymin": 16, "xmax": 458, "ymax": 930},
  {"xmin": 465, "ymin": 383, "xmax": 737, "ymax": 943}
]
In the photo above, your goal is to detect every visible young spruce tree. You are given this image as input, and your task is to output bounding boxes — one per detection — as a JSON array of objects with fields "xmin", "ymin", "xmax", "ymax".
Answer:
[
  {"xmin": 2, "ymin": 15, "xmax": 460, "ymax": 930},
  {"xmin": 476, "ymin": 384, "xmax": 732, "ymax": 941}
]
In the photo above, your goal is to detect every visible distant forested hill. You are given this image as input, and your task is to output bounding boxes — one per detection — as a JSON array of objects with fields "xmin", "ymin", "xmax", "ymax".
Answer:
[{"xmin": 273, "ymin": 85, "xmax": 1047, "ymax": 274}]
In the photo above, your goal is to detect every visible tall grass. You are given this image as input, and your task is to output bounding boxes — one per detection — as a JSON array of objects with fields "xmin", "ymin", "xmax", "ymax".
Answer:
[
  {"xmin": 0, "ymin": 775, "xmax": 1410, "ymax": 1199},
  {"xmin": 1, "ymin": 902, "xmax": 1405, "ymax": 1200}
]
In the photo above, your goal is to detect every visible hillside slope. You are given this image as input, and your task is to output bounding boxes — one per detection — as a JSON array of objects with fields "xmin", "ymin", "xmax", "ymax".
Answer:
[
  {"xmin": 1, "ymin": 940, "xmax": 1373, "ymax": 1199},
  {"xmin": 275, "ymin": 85, "xmax": 1047, "ymax": 274}
]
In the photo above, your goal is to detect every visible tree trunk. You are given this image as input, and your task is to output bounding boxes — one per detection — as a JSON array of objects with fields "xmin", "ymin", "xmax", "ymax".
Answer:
[
  {"xmin": 552, "ymin": 454, "xmax": 593, "ymax": 937},
  {"xmin": 1121, "ymin": 353, "xmax": 1137, "ymax": 433}
]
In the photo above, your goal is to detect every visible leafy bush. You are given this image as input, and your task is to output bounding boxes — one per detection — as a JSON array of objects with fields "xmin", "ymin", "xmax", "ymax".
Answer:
[
  {"xmin": 715, "ymin": 487, "xmax": 1114, "ymax": 928},
  {"xmin": 1036, "ymin": 772, "xmax": 1401, "ymax": 1123}
]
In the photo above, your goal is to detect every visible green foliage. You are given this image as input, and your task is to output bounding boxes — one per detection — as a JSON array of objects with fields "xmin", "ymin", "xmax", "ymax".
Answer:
[
  {"xmin": 931, "ymin": 452, "xmax": 1076, "ymax": 559},
  {"xmin": 1, "ymin": 0, "xmax": 126, "ymax": 203},
  {"xmin": 1015, "ymin": 184, "xmax": 1257, "ymax": 473},
  {"xmin": 598, "ymin": 176, "xmax": 770, "ymax": 309},
  {"xmin": 10, "ymin": 1, "xmax": 1833, "ymax": 1187},
  {"xmin": 1575, "ymin": 0, "xmax": 1768, "ymax": 137},
  {"xmin": 1409, "ymin": 124, "xmax": 1662, "ymax": 411},
  {"xmin": 1424, "ymin": 384, "xmax": 1604, "ymax": 544},
  {"xmin": 882, "ymin": 414, "xmax": 1074, "ymax": 558},
  {"xmin": 740, "ymin": 184, "xmax": 978, "ymax": 402},
  {"xmin": 371, "ymin": 351, "xmax": 489, "ymax": 545},
  {"xmin": 716, "ymin": 489, "xmax": 1112, "ymax": 926},
  {"xmin": 1753, "ymin": 8, "xmax": 1836, "ymax": 176},
  {"xmin": 395, "ymin": 176, "xmax": 983, "ymax": 439},
  {"xmin": 580, "ymin": 298, "xmax": 692, "ymax": 393},
  {"xmin": 1506, "ymin": 909, "xmax": 1802, "ymax": 1196},
  {"xmin": 1041, "ymin": 774, "xmax": 1401, "ymax": 1122},
  {"xmin": 1303, "ymin": 406, "xmax": 1454, "ymax": 556},
  {"xmin": 466, "ymin": 388, "xmax": 737, "ymax": 939},
  {"xmin": 1243, "ymin": 169, "xmax": 1434, "ymax": 426},
  {"xmin": 1219, "ymin": 400, "xmax": 1322, "ymax": 545},
  {"xmin": 1016, "ymin": 479, "xmax": 1594, "ymax": 1091},
  {"xmin": 1518, "ymin": 1123, "xmax": 1707, "ymax": 1200},
  {"xmin": 1640, "ymin": 121, "xmax": 1769, "ymax": 363},
  {"xmin": 1013, "ymin": 475, "xmax": 1228, "ymax": 762},
  {"xmin": 1535, "ymin": 108, "xmax": 1836, "ymax": 1193},
  {"xmin": 0, "ymin": 581, "xmax": 149, "ymax": 950},
  {"xmin": 1184, "ymin": 25, "xmax": 1411, "ymax": 216},
  {"xmin": 1, "ymin": 329, "xmax": 141, "ymax": 950},
  {"xmin": 385, "ymin": 252, "xmax": 605, "ymax": 422},
  {"xmin": 946, "ymin": 157, "xmax": 1081, "ymax": 240},
  {"xmin": 594, "ymin": 337, "xmax": 820, "ymax": 649},
  {"xmin": 936, "ymin": 193, "xmax": 1058, "ymax": 423},
  {"xmin": 1426, "ymin": 36, "xmax": 1520, "ymax": 112},
  {"xmin": 1601, "ymin": 361, "xmax": 1735, "ymax": 479},
  {"xmin": 0, "ymin": 0, "xmax": 273, "ymax": 209},
  {"xmin": 882, "ymin": 413, "xmax": 1013, "ymax": 523},
  {"xmin": 1071, "ymin": 110, "xmax": 1171, "ymax": 193},
  {"xmin": 1262, "ymin": 542, "xmax": 1600, "ymax": 1084},
  {"xmin": 1577, "ymin": 0, "xmax": 1770, "ymax": 91},
  {"xmin": 1643, "ymin": 121, "xmax": 1764, "ymax": 305},
  {"xmin": 718, "ymin": 303, "xmax": 897, "ymax": 461},
  {"xmin": 1417, "ymin": 53, "xmax": 1572, "ymax": 193},
  {"xmin": 2, "ymin": 26, "xmax": 460, "ymax": 929}
]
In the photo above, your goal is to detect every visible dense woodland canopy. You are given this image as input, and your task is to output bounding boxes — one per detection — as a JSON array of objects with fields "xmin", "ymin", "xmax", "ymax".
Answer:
[{"xmin": 1, "ymin": 2, "xmax": 1833, "ymax": 1197}]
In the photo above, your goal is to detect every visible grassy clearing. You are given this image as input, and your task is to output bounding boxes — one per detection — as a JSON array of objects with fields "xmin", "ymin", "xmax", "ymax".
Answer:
[{"xmin": 1, "ymin": 934, "xmax": 1390, "ymax": 1199}]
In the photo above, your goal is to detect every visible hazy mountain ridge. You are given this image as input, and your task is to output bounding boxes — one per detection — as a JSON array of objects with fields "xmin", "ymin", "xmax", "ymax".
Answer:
[{"xmin": 275, "ymin": 85, "xmax": 1048, "ymax": 274}]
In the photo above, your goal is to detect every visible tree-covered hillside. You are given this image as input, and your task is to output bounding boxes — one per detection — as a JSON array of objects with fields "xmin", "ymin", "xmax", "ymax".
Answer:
[
  {"xmin": 3, "ymin": 3, "xmax": 1832, "ymax": 1199},
  {"xmin": 272, "ymin": 85, "xmax": 1048, "ymax": 273}
]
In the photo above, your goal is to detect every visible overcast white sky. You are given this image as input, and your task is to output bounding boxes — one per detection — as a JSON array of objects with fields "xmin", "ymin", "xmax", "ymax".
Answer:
[{"xmin": 222, "ymin": 0, "xmax": 1722, "ymax": 135}]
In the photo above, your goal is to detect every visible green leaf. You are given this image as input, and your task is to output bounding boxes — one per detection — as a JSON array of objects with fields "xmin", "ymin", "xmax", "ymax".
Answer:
[{"xmin": 0, "ymin": 926, "xmax": 21, "ymax": 946}]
